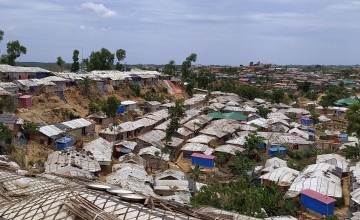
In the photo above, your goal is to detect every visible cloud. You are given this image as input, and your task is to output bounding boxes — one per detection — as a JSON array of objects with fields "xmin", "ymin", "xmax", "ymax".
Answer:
[{"xmin": 80, "ymin": 2, "xmax": 116, "ymax": 18}]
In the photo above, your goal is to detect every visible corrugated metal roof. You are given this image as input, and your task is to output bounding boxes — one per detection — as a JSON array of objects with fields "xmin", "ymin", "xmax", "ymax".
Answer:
[
  {"xmin": 62, "ymin": 118, "xmax": 92, "ymax": 129},
  {"xmin": 259, "ymin": 167, "xmax": 299, "ymax": 186},
  {"xmin": 39, "ymin": 118, "xmax": 92, "ymax": 137},
  {"xmin": 39, "ymin": 125, "xmax": 63, "ymax": 137},
  {"xmin": 138, "ymin": 146, "xmax": 170, "ymax": 161},
  {"xmin": 187, "ymin": 134, "xmax": 216, "ymax": 144},
  {"xmin": 83, "ymin": 137, "xmax": 112, "ymax": 163},
  {"xmin": 0, "ymin": 64, "xmax": 51, "ymax": 73},
  {"xmin": 316, "ymin": 154, "xmax": 349, "ymax": 173},
  {"xmin": 214, "ymin": 144, "xmax": 244, "ymax": 155}
]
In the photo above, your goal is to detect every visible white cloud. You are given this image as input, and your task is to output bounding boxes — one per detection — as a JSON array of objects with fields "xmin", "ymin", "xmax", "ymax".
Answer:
[{"xmin": 80, "ymin": 2, "xmax": 116, "ymax": 18}]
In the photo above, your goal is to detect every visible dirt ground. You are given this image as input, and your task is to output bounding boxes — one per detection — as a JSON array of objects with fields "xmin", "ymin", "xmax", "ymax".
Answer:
[{"xmin": 17, "ymin": 82, "xmax": 186, "ymax": 125}]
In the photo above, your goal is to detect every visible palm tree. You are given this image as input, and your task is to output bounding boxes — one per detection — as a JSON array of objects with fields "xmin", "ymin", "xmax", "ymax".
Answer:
[{"xmin": 190, "ymin": 164, "xmax": 204, "ymax": 181}]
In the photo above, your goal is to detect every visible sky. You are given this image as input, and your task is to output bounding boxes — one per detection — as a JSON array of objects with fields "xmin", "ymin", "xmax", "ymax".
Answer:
[{"xmin": 1, "ymin": 0, "xmax": 360, "ymax": 65}]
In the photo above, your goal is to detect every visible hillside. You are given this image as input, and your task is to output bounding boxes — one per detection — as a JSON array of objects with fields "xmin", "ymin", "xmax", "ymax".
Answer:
[{"xmin": 17, "ymin": 81, "xmax": 186, "ymax": 125}]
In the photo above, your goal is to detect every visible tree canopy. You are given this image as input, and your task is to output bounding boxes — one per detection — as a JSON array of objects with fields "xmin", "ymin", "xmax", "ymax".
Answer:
[
  {"xmin": 1, "ymin": 40, "xmax": 27, "ymax": 66},
  {"xmin": 70, "ymin": 49, "xmax": 80, "ymax": 72},
  {"xmin": 165, "ymin": 100, "xmax": 186, "ymax": 142},
  {"xmin": 271, "ymin": 89, "xmax": 285, "ymax": 104},
  {"xmin": 197, "ymin": 68, "xmax": 216, "ymax": 90},
  {"xmin": 0, "ymin": 30, "xmax": 3, "ymax": 42},
  {"xmin": 163, "ymin": 60, "xmax": 176, "ymax": 76},
  {"xmin": 345, "ymin": 102, "xmax": 360, "ymax": 137},
  {"xmin": 87, "ymin": 48, "xmax": 114, "ymax": 71},
  {"xmin": 115, "ymin": 49, "xmax": 126, "ymax": 71},
  {"xmin": 181, "ymin": 53, "xmax": 197, "ymax": 80},
  {"xmin": 101, "ymin": 96, "xmax": 121, "ymax": 118},
  {"xmin": 56, "ymin": 56, "xmax": 65, "ymax": 72}
]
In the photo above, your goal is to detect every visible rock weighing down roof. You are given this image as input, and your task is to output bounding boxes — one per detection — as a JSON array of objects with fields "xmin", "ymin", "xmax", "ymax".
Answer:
[{"xmin": 181, "ymin": 143, "xmax": 214, "ymax": 155}]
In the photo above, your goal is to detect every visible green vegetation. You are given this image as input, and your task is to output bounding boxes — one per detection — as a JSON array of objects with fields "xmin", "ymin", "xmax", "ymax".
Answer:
[
  {"xmin": 319, "ymin": 85, "xmax": 350, "ymax": 108},
  {"xmin": 78, "ymin": 76, "xmax": 93, "ymax": 98},
  {"xmin": 192, "ymin": 149, "xmax": 298, "ymax": 218},
  {"xmin": 130, "ymin": 84, "xmax": 141, "ymax": 96},
  {"xmin": 115, "ymin": 49, "xmax": 126, "ymax": 71},
  {"xmin": 190, "ymin": 164, "xmax": 204, "ymax": 181},
  {"xmin": 181, "ymin": 53, "xmax": 197, "ymax": 79},
  {"xmin": 271, "ymin": 89, "xmax": 285, "ymax": 104},
  {"xmin": 0, "ymin": 37, "xmax": 27, "ymax": 66},
  {"xmin": 257, "ymin": 106, "xmax": 271, "ymax": 118},
  {"xmin": 0, "ymin": 97, "xmax": 16, "ymax": 113},
  {"xmin": 23, "ymin": 121, "xmax": 39, "ymax": 136},
  {"xmin": 56, "ymin": 56, "xmax": 65, "ymax": 72},
  {"xmin": 163, "ymin": 60, "xmax": 176, "ymax": 76},
  {"xmin": 86, "ymin": 48, "xmax": 115, "ymax": 71},
  {"xmin": 101, "ymin": 96, "xmax": 121, "ymax": 118},
  {"xmin": 70, "ymin": 49, "xmax": 80, "ymax": 72},
  {"xmin": 243, "ymin": 134, "xmax": 264, "ymax": 160},
  {"xmin": 165, "ymin": 100, "xmax": 186, "ymax": 142}
]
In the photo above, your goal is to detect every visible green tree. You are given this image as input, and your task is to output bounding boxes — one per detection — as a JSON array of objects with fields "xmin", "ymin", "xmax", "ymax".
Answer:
[
  {"xmin": 0, "ymin": 122, "xmax": 12, "ymax": 153},
  {"xmin": 345, "ymin": 103, "xmax": 360, "ymax": 137},
  {"xmin": 23, "ymin": 121, "xmax": 38, "ymax": 136},
  {"xmin": 257, "ymin": 106, "xmax": 271, "ymax": 118},
  {"xmin": 343, "ymin": 144, "xmax": 360, "ymax": 160},
  {"xmin": 78, "ymin": 76, "xmax": 93, "ymax": 97},
  {"xmin": 181, "ymin": 53, "xmax": 197, "ymax": 80},
  {"xmin": 87, "ymin": 48, "xmax": 114, "ymax": 71},
  {"xmin": 0, "ymin": 30, "xmax": 4, "ymax": 42},
  {"xmin": 165, "ymin": 100, "xmax": 186, "ymax": 142},
  {"xmin": 130, "ymin": 84, "xmax": 141, "ymax": 96},
  {"xmin": 243, "ymin": 134, "xmax": 264, "ymax": 159},
  {"xmin": 228, "ymin": 151, "xmax": 253, "ymax": 176},
  {"xmin": 115, "ymin": 49, "xmax": 126, "ymax": 71},
  {"xmin": 271, "ymin": 89, "xmax": 285, "ymax": 104},
  {"xmin": 237, "ymin": 84, "xmax": 262, "ymax": 100},
  {"xmin": 310, "ymin": 111, "xmax": 320, "ymax": 124},
  {"xmin": 185, "ymin": 80, "xmax": 195, "ymax": 97},
  {"xmin": 197, "ymin": 68, "xmax": 216, "ymax": 90},
  {"xmin": 56, "ymin": 56, "xmax": 65, "ymax": 72},
  {"xmin": 297, "ymin": 81, "xmax": 311, "ymax": 93},
  {"xmin": 320, "ymin": 93, "xmax": 337, "ymax": 108},
  {"xmin": 215, "ymin": 152, "xmax": 228, "ymax": 167},
  {"xmin": 70, "ymin": 49, "xmax": 80, "ymax": 72},
  {"xmin": 1, "ymin": 40, "xmax": 27, "ymax": 66},
  {"xmin": 101, "ymin": 96, "xmax": 121, "ymax": 118},
  {"xmin": 190, "ymin": 164, "xmax": 203, "ymax": 181},
  {"xmin": 163, "ymin": 60, "xmax": 176, "ymax": 76},
  {"xmin": 0, "ymin": 97, "xmax": 15, "ymax": 113}
]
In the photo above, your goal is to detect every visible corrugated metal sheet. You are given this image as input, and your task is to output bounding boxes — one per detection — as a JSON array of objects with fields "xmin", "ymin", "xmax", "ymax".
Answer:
[{"xmin": 39, "ymin": 125, "xmax": 63, "ymax": 137}]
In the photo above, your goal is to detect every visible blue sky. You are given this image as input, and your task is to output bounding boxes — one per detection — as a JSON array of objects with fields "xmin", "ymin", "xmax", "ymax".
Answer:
[{"xmin": 1, "ymin": 0, "xmax": 360, "ymax": 65}]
